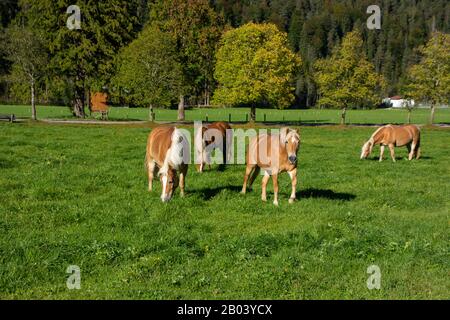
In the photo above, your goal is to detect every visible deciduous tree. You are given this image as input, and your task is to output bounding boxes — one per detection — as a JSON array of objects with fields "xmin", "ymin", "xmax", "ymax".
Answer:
[
  {"xmin": 405, "ymin": 32, "xmax": 450, "ymax": 124},
  {"xmin": 314, "ymin": 30, "xmax": 385, "ymax": 124},
  {"xmin": 113, "ymin": 25, "xmax": 183, "ymax": 121},
  {"xmin": 213, "ymin": 23, "xmax": 301, "ymax": 121},
  {"xmin": 151, "ymin": 0, "xmax": 225, "ymax": 120},
  {"xmin": 4, "ymin": 26, "xmax": 48, "ymax": 120}
]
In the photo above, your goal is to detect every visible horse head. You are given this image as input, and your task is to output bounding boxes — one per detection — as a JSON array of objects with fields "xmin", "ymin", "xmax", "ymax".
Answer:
[{"xmin": 281, "ymin": 127, "xmax": 300, "ymax": 164}]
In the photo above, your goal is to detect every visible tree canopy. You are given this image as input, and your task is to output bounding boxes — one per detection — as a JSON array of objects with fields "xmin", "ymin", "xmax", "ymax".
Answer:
[
  {"xmin": 19, "ymin": 0, "xmax": 141, "ymax": 117},
  {"xmin": 4, "ymin": 25, "xmax": 48, "ymax": 120},
  {"xmin": 404, "ymin": 32, "xmax": 450, "ymax": 124},
  {"xmin": 314, "ymin": 30, "xmax": 385, "ymax": 123},
  {"xmin": 150, "ymin": 0, "xmax": 225, "ymax": 119},
  {"xmin": 113, "ymin": 24, "xmax": 183, "ymax": 120},
  {"xmin": 214, "ymin": 23, "xmax": 301, "ymax": 120}
]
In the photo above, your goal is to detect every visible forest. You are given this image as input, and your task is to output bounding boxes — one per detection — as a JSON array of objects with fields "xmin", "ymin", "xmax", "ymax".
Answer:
[{"xmin": 0, "ymin": 0, "xmax": 449, "ymax": 112}]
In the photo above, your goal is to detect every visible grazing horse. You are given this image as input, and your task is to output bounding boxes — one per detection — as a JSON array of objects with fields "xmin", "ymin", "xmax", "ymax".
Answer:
[
  {"xmin": 195, "ymin": 121, "xmax": 232, "ymax": 172},
  {"xmin": 241, "ymin": 127, "xmax": 300, "ymax": 206},
  {"xmin": 145, "ymin": 126, "xmax": 188, "ymax": 202},
  {"xmin": 361, "ymin": 125, "xmax": 421, "ymax": 162}
]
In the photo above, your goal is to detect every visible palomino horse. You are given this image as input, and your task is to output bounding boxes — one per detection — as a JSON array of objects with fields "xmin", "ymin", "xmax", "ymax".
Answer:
[
  {"xmin": 145, "ymin": 126, "xmax": 188, "ymax": 202},
  {"xmin": 361, "ymin": 125, "xmax": 421, "ymax": 162},
  {"xmin": 241, "ymin": 127, "xmax": 300, "ymax": 206},
  {"xmin": 195, "ymin": 121, "xmax": 232, "ymax": 172}
]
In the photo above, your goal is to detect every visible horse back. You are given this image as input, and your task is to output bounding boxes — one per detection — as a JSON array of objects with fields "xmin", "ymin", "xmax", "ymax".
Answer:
[
  {"xmin": 393, "ymin": 125, "xmax": 420, "ymax": 147},
  {"xmin": 247, "ymin": 134, "xmax": 293, "ymax": 172},
  {"xmin": 147, "ymin": 126, "xmax": 175, "ymax": 166}
]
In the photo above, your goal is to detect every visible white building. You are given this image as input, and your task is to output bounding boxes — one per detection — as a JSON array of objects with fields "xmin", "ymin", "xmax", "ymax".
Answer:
[{"xmin": 383, "ymin": 96, "xmax": 415, "ymax": 108}]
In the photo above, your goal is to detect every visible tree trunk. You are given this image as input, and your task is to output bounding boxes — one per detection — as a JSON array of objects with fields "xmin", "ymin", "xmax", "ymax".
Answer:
[
  {"xmin": 341, "ymin": 107, "xmax": 347, "ymax": 125},
  {"xmin": 72, "ymin": 82, "xmax": 86, "ymax": 118},
  {"xmin": 149, "ymin": 104, "xmax": 155, "ymax": 122},
  {"xmin": 429, "ymin": 105, "xmax": 435, "ymax": 125},
  {"xmin": 31, "ymin": 79, "xmax": 36, "ymax": 120},
  {"xmin": 250, "ymin": 105, "xmax": 256, "ymax": 122},
  {"xmin": 177, "ymin": 95, "xmax": 185, "ymax": 121}
]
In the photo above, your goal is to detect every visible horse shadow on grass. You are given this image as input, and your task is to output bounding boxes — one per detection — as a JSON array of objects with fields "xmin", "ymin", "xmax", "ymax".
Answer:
[
  {"xmin": 367, "ymin": 156, "xmax": 432, "ymax": 161},
  {"xmin": 193, "ymin": 185, "xmax": 356, "ymax": 202},
  {"xmin": 297, "ymin": 188, "xmax": 356, "ymax": 201},
  {"xmin": 194, "ymin": 185, "xmax": 243, "ymax": 200}
]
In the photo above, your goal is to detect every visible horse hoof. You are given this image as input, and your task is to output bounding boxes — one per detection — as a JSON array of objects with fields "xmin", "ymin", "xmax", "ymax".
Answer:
[
  {"xmin": 273, "ymin": 201, "xmax": 279, "ymax": 206},
  {"xmin": 289, "ymin": 198, "xmax": 295, "ymax": 204}
]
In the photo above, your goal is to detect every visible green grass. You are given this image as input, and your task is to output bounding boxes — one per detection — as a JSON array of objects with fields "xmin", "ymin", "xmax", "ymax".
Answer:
[
  {"xmin": 0, "ymin": 122, "xmax": 449, "ymax": 299},
  {"xmin": 1, "ymin": 104, "xmax": 450, "ymax": 124}
]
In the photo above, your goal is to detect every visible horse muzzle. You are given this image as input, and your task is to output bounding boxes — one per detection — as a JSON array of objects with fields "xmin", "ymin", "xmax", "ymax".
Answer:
[{"xmin": 288, "ymin": 155, "xmax": 297, "ymax": 164}]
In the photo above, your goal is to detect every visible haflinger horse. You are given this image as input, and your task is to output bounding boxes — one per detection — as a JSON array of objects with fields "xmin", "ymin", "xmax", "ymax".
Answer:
[
  {"xmin": 241, "ymin": 127, "xmax": 300, "ymax": 206},
  {"xmin": 145, "ymin": 126, "xmax": 188, "ymax": 202},
  {"xmin": 361, "ymin": 124, "xmax": 421, "ymax": 162},
  {"xmin": 195, "ymin": 121, "xmax": 232, "ymax": 172}
]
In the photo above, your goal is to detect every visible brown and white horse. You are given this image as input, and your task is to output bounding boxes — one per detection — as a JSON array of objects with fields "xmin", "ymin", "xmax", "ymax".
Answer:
[
  {"xmin": 241, "ymin": 127, "xmax": 300, "ymax": 206},
  {"xmin": 145, "ymin": 126, "xmax": 188, "ymax": 202},
  {"xmin": 361, "ymin": 125, "xmax": 421, "ymax": 162},
  {"xmin": 195, "ymin": 121, "xmax": 232, "ymax": 172}
]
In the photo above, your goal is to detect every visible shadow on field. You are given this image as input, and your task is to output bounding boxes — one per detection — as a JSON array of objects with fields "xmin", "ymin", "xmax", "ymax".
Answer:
[
  {"xmin": 194, "ymin": 185, "xmax": 242, "ymax": 200},
  {"xmin": 367, "ymin": 156, "xmax": 432, "ymax": 161},
  {"xmin": 297, "ymin": 188, "xmax": 356, "ymax": 201}
]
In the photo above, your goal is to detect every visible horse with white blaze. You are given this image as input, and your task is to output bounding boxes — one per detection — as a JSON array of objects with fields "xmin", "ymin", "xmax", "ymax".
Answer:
[{"xmin": 145, "ymin": 126, "xmax": 189, "ymax": 202}]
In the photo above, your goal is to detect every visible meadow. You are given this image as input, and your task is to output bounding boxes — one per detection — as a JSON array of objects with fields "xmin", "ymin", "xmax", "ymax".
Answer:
[
  {"xmin": 0, "ymin": 121, "xmax": 449, "ymax": 299},
  {"xmin": 1, "ymin": 104, "xmax": 450, "ymax": 124}
]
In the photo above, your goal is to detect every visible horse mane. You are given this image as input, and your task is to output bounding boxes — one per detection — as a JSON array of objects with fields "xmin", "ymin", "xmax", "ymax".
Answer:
[
  {"xmin": 369, "ymin": 126, "xmax": 388, "ymax": 144},
  {"xmin": 160, "ymin": 128, "xmax": 186, "ymax": 174}
]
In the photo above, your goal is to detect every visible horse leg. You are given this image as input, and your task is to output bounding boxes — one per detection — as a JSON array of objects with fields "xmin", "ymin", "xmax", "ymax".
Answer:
[
  {"xmin": 148, "ymin": 160, "xmax": 157, "ymax": 192},
  {"xmin": 415, "ymin": 144, "xmax": 421, "ymax": 160},
  {"xmin": 379, "ymin": 145, "xmax": 385, "ymax": 162},
  {"xmin": 288, "ymin": 169, "xmax": 297, "ymax": 204},
  {"xmin": 272, "ymin": 174, "xmax": 279, "ymax": 206},
  {"xmin": 408, "ymin": 142, "xmax": 416, "ymax": 161},
  {"xmin": 389, "ymin": 144, "xmax": 396, "ymax": 162},
  {"xmin": 261, "ymin": 171, "xmax": 270, "ymax": 202},
  {"xmin": 247, "ymin": 166, "xmax": 261, "ymax": 189},
  {"xmin": 414, "ymin": 137, "xmax": 421, "ymax": 160},
  {"xmin": 242, "ymin": 164, "xmax": 256, "ymax": 194},
  {"xmin": 179, "ymin": 165, "xmax": 188, "ymax": 197}
]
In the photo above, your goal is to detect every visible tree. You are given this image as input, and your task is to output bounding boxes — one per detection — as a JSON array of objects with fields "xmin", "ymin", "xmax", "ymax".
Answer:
[
  {"xmin": 150, "ymin": 0, "xmax": 225, "ymax": 120},
  {"xmin": 213, "ymin": 22, "xmax": 301, "ymax": 121},
  {"xmin": 22, "ymin": 0, "xmax": 141, "ymax": 118},
  {"xmin": 314, "ymin": 30, "xmax": 385, "ymax": 124},
  {"xmin": 404, "ymin": 32, "xmax": 450, "ymax": 125},
  {"xmin": 4, "ymin": 26, "xmax": 48, "ymax": 120},
  {"xmin": 113, "ymin": 25, "xmax": 183, "ymax": 121}
]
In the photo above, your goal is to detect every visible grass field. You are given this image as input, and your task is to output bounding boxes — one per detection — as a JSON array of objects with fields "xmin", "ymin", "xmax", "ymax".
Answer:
[
  {"xmin": 0, "ymin": 121, "xmax": 449, "ymax": 299},
  {"xmin": 1, "ymin": 104, "xmax": 450, "ymax": 124}
]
